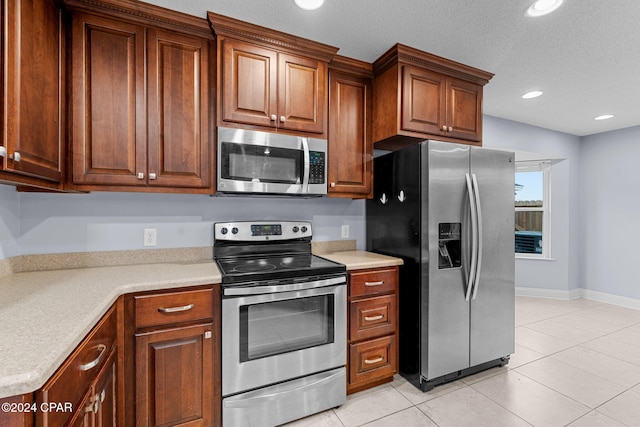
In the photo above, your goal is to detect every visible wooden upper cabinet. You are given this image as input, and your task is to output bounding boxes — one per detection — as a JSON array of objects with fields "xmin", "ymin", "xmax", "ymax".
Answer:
[
  {"xmin": 147, "ymin": 28, "xmax": 211, "ymax": 189},
  {"xmin": 70, "ymin": 13, "xmax": 146, "ymax": 187},
  {"xmin": 67, "ymin": 0, "xmax": 214, "ymax": 193},
  {"xmin": 446, "ymin": 76, "xmax": 484, "ymax": 142},
  {"xmin": 209, "ymin": 12, "xmax": 337, "ymax": 137},
  {"xmin": 220, "ymin": 39, "xmax": 277, "ymax": 127},
  {"xmin": 1, "ymin": 0, "xmax": 64, "ymax": 187},
  {"xmin": 373, "ymin": 44, "xmax": 493, "ymax": 150},
  {"xmin": 327, "ymin": 56, "xmax": 373, "ymax": 199},
  {"xmin": 401, "ymin": 66, "xmax": 446, "ymax": 136}
]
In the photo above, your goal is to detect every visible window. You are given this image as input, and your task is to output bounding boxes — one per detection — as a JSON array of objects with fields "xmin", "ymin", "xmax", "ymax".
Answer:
[{"xmin": 515, "ymin": 161, "xmax": 550, "ymax": 258}]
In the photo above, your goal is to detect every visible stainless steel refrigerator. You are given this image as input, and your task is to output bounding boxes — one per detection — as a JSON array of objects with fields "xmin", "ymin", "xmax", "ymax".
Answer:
[{"xmin": 366, "ymin": 140, "xmax": 515, "ymax": 391}]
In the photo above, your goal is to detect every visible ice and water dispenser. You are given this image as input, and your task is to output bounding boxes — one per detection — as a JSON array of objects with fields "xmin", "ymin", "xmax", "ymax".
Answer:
[{"xmin": 438, "ymin": 223, "xmax": 461, "ymax": 269}]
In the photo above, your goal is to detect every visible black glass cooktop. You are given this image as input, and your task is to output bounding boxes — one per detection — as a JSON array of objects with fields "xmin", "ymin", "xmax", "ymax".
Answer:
[{"xmin": 216, "ymin": 254, "xmax": 345, "ymax": 285}]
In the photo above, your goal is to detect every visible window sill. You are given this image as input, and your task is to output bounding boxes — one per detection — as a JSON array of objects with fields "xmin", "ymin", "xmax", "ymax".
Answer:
[{"xmin": 515, "ymin": 255, "xmax": 555, "ymax": 261}]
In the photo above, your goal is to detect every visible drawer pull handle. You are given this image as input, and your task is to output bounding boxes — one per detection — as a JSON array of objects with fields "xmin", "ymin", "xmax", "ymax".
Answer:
[
  {"xmin": 80, "ymin": 344, "xmax": 107, "ymax": 371},
  {"xmin": 158, "ymin": 303, "xmax": 194, "ymax": 313},
  {"xmin": 364, "ymin": 281, "xmax": 384, "ymax": 287},
  {"xmin": 364, "ymin": 314, "xmax": 384, "ymax": 322},
  {"xmin": 364, "ymin": 356, "xmax": 384, "ymax": 365}
]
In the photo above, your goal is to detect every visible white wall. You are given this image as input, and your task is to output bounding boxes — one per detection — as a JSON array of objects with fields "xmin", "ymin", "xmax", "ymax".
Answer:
[
  {"xmin": 483, "ymin": 116, "xmax": 582, "ymax": 294},
  {"xmin": 0, "ymin": 185, "xmax": 20, "ymax": 259},
  {"xmin": 3, "ymin": 119, "xmax": 640, "ymax": 304},
  {"xmin": 0, "ymin": 189, "xmax": 366, "ymax": 258},
  {"xmin": 580, "ymin": 126, "xmax": 640, "ymax": 300}
]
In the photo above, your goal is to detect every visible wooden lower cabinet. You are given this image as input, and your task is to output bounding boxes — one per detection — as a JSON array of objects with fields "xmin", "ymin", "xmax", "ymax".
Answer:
[
  {"xmin": 135, "ymin": 324, "xmax": 214, "ymax": 427},
  {"xmin": 128, "ymin": 285, "xmax": 221, "ymax": 427},
  {"xmin": 67, "ymin": 349, "xmax": 117, "ymax": 427},
  {"xmin": 347, "ymin": 266, "xmax": 399, "ymax": 394},
  {"xmin": 37, "ymin": 305, "xmax": 117, "ymax": 427}
]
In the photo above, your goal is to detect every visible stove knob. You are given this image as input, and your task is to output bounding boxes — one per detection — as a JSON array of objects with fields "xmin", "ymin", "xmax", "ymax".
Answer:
[
  {"xmin": 232, "ymin": 227, "xmax": 239, "ymax": 235},
  {"xmin": 220, "ymin": 227, "xmax": 228, "ymax": 235},
  {"xmin": 292, "ymin": 226, "xmax": 299, "ymax": 233},
  {"xmin": 301, "ymin": 226, "xmax": 308, "ymax": 233}
]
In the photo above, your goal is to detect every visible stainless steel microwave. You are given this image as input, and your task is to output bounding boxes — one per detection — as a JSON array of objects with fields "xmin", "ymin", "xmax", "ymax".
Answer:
[{"xmin": 217, "ymin": 127, "xmax": 327, "ymax": 196}]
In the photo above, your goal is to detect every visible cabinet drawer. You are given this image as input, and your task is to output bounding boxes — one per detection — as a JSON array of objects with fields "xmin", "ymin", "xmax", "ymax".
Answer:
[
  {"xmin": 348, "ymin": 335, "xmax": 397, "ymax": 386},
  {"xmin": 135, "ymin": 288, "xmax": 213, "ymax": 329},
  {"xmin": 349, "ymin": 267, "xmax": 397, "ymax": 297},
  {"xmin": 37, "ymin": 305, "xmax": 117, "ymax": 427},
  {"xmin": 349, "ymin": 294, "xmax": 396, "ymax": 342}
]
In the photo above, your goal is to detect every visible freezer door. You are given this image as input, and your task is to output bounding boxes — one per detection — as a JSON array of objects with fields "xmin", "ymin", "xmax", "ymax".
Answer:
[
  {"xmin": 469, "ymin": 147, "xmax": 515, "ymax": 366},
  {"xmin": 422, "ymin": 141, "xmax": 472, "ymax": 380}
]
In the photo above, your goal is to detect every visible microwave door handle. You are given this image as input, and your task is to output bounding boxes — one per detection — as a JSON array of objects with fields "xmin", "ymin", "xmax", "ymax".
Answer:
[{"xmin": 301, "ymin": 138, "xmax": 310, "ymax": 193}]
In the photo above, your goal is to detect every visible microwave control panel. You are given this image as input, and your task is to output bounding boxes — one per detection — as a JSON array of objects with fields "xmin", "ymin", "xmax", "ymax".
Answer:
[{"xmin": 309, "ymin": 151, "xmax": 325, "ymax": 184}]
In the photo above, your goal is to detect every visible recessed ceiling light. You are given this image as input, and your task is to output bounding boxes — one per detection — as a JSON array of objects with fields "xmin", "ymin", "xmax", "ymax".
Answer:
[
  {"xmin": 522, "ymin": 90, "xmax": 543, "ymax": 99},
  {"xmin": 294, "ymin": 0, "xmax": 324, "ymax": 10},
  {"xmin": 594, "ymin": 114, "xmax": 614, "ymax": 121},
  {"xmin": 526, "ymin": 0, "xmax": 563, "ymax": 17}
]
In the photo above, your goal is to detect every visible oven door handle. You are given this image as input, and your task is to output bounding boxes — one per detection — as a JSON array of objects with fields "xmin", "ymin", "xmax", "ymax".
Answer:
[{"xmin": 224, "ymin": 276, "xmax": 346, "ymax": 296}]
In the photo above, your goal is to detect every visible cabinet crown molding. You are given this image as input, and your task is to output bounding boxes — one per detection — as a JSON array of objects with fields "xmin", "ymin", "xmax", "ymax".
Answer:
[
  {"xmin": 62, "ymin": 0, "xmax": 212, "ymax": 38},
  {"xmin": 329, "ymin": 55, "xmax": 373, "ymax": 78},
  {"xmin": 373, "ymin": 43, "xmax": 494, "ymax": 86},
  {"xmin": 208, "ymin": 11, "xmax": 338, "ymax": 62}
]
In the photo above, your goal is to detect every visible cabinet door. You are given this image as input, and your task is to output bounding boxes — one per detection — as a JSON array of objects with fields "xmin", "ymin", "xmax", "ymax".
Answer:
[
  {"xmin": 70, "ymin": 13, "xmax": 146, "ymax": 186},
  {"xmin": 401, "ymin": 65, "xmax": 446, "ymax": 136},
  {"xmin": 67, "ymin": 389, "xmax": 94, "ymax": 427},
  {"xmin": 2, "ymin": 0, "xmax": 63, "ymax": 182},
  {"xmin": 147, "ymin": 29, "xmax": 212, "ymax": 189},
  {"xmin": 446, "ymin": 77, "xmax": 482, "ymax": 142},
  {"xmin": 278, "ymin": 53, "xmax": 326, "ymax": 134},
  {"xmin": 220, "ymin": 38, "xmax": 277, "ymax": 128},
  {"xmin": 136, "ymin": 324, "xmax": 214, "ymax": 427},
  {"xmin": 94, "ymin": 351, "xmax": 117, "ymax": 427},
  {"xmin": 328, "ymin": 71, "xmax": 372, "ymax": 198}
]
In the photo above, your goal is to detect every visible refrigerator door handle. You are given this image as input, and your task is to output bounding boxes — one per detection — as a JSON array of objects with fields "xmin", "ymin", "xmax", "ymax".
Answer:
[
  {"xmin": 471, "ymin": 173, "xmax": 483, "ymax": 300},
  {"xmin": 465, "ymin": 173, "xmax": 478, "ymax": 301}
]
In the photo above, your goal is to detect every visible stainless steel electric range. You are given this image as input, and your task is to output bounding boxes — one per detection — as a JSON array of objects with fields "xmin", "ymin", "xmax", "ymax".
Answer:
[{"xmin": 214, "ymin": 221, "xmax": 347, "ymax": 427}]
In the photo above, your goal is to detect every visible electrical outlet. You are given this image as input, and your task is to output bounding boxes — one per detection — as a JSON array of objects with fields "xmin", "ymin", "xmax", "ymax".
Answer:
[
  {"xmin": 144, "ymin": 228, "xmax": 157, "ymax": 247},
  {"xmin": 341, "ymin": 224, "xmax": 349, "ymax": 238}
]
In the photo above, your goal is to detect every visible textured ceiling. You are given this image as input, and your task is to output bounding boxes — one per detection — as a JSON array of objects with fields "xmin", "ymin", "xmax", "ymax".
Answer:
[{"xmin": 142, "ymin": 0, "xmax": 640, "ymax": 137}]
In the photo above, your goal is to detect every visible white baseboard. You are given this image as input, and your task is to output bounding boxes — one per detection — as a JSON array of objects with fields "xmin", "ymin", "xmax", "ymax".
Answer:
[
  {"xmin": 516, "ymin": 287, "xmax": 581, "ymax": 300},
  {"xmin": 516, "ymin": 287, "xmax": 640, "ymax": 310},
  {"xmin": 579, "ymin": 289, "xmax": 640, "ymax": 311}
]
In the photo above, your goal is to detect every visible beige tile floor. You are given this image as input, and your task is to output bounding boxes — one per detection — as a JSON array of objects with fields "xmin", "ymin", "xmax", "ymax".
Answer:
[{"xmin": 287, "ymin": 297, "xmax": 640, "ymax": 427}]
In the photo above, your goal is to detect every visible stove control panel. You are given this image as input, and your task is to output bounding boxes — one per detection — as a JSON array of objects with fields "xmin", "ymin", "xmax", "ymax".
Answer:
[{"xmin": 214, "ymin": 221, "xmax": 312, "ymax": 242}]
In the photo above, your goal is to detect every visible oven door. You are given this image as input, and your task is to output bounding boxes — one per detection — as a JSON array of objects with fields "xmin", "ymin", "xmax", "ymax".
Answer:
[{"xmin": 222, "ymin": 277, "xmax": 346, "ymax": 397}]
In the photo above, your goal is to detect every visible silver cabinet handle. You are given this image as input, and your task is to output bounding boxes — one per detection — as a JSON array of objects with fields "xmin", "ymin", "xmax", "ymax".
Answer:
[
  {"xmin": 448, "ymin": 126, "xmax": 453, "ymax": 132},
  {"xmin": 330, "ymin": 182, "xmax": 336, "ymax": 188},
  {"xmin": 0, "ymin": 146, "xmax": 6, "ymax": 157},
  {"xmin": 379, "ymin": 193, "xmax": 388, "ymax": 204},
  {"xmin": 270, "ymin": 114, "xmax": 277, "ymax": 121},
  {"xmin": 149, "ymin": 173, "xmax": 157, "ymax": 180},
  {"xmin": 80, "ymin": 343, "xmax": 107, "ymax": 371},
  {"xmin": 364, "ymin": 356, "xmax": 383, "ymax": 365},
  {"xmin": 364, "ymin": 281, "xmax": 384, "ymax": 287},
  {"xmin": 397, "ymin": 190, "xmax": 406, "ymax": 202},
  {"xmin": 442, "ymin": 125, "xmax": 447, "ymax": 132},
  {"xmin": 137, "ymin": 172, "xmax": 144, "ymax": 179},
  {"xmin": 158, "ymin": 303, "xmax": 194, "ymax": 313},
  {"xmin": 280, "ymin": 115, "xmax": 286, "ymax": 123},
  {"xmin": 9, "ymin": 152, "xmax": 20, "ymax": 162},
  {"xmin": 364, "ymin": 314, "xmax": 384, "ymax": 322}
]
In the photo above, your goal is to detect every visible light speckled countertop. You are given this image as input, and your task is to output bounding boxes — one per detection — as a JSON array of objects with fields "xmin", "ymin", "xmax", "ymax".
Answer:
[
  {"xmin": 0, "ymin": 261, "xmax": 221, "ymax": 399},
  {"xmin": 0, "ymin": 249, "xmax": 402, "ymax": 399},
  {"xmin": 316, "ymin": 250, "xmax": 403, "ymax": 270}
]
